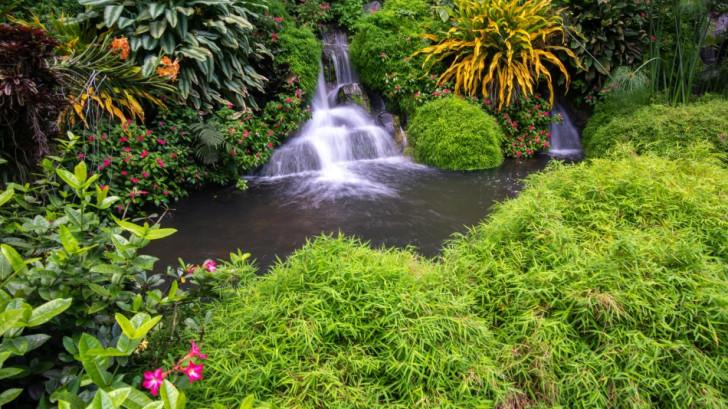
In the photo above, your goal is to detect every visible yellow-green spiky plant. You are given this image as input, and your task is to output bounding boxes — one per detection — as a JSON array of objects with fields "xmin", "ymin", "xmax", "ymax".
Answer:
[{"xmin": 417, "ymin": 0, "xmax": 580, "ymax": 110}]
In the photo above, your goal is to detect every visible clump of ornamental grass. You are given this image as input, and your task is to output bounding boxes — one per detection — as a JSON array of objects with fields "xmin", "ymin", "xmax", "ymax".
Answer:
[
  {"xmin": 189, "ymin": 236, "xmax": 514, "ymax": 408},
  {"xmin": 583, "ymin": 97, "xmax": 728, "ymax": 161},
  {"xmin": 442, "ymin": 149, "xmax": 728, "ymax": 408}
]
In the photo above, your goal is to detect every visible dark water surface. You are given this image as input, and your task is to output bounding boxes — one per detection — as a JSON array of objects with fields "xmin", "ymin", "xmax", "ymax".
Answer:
[{"xmin": 147, "ymin": 156, "xmax": 550, "ymax": 271}]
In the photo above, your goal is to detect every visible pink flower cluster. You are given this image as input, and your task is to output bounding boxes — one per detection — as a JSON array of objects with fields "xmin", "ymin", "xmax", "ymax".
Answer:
[{"xmin": 142, "ymin": 340, "xmax": 208, "ymax": 396}]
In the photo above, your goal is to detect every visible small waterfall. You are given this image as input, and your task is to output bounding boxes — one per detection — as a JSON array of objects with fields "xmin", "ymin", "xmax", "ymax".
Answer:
[
  {"xmin": 262, "ymin": 32, "xmax": 401, "ymax": 184},
  {"xmin": 549, "ymin": 103, "xmax": 583, "ymax": 160}
]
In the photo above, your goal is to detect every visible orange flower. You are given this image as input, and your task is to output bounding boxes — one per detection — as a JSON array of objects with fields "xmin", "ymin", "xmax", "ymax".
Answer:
[
  {"xmin": 111, "ymin": 37, "xmax": 130, "ymax": 60},
  {"xmin": 156, "ymin": 56, "xmax": 180, "ymax": 81}
]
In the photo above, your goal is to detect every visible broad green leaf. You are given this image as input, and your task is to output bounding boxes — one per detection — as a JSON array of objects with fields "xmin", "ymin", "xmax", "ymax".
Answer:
[
  {"xmin": 149, "ymin": 20, "xmax": 167, "ymax": 39},
  {"xmin": 28, "ymin": 298, "xmax": 72, "ymax": 327},
  {"xmin": 144, "ymin": 228, "xmax": 177, "ymax": 241},
  {"xmin": 114, "ymin": 218, "xmax": 147, "ymax": 238},
  {"xmin": 86, "ymin": 347, "xmax": 128, "ymax": 357},
  {"xmin": 0, "ymin": 388, "xmax": 22, "ymax": 407},
  {"xmin": 109, "ymin": 388, "xmax": 132, "ymax": 408},
  {"xmin": 132, "ymin": 315, "xmax": 162, "ymax": 339},
  {"xmin": 123, "ymin": 387, "xmax": 155, "ymax": 409},
  {"xmin": 164, "ymin": 8, "xmax": 178, "ymax": 27},
  {"xmin": 12, "ymin": 334, "xmax": 50, "ymax": 353},
  {"xmin": 0, "ymin": 367, "xmax": 23, "ymax": 380},
  {"xmin": 104, "ymin": 5, "xmax": 124, "ymax": 27},
  {"xmin": 81, "ymin": 357, "xmax": 113, "ymax": 389},
  {"xmin": 238, "ymin": 396, "xmax": 255, "ymax": 409},
  {"xmin": 59, "ymin": 225, "xmax": 80, "ymax": 254},
  {"xmin": 56, "ymin": 168, "xmax": 80, "ymax": 190},
  {"xmin": 148, "ymin": 3, "xmax": 166, "ymax": 19},
  {"xmin": 0, "ymin": 309, "xmax": 25, "ymax": 337},
  {"xmin": 0, "ymin": 188, "xmax": 13, "ymax": 208},
  {"xmin": 159, "ymin": 380, "xmax": 186, "ymax": 409},
  {"xmin": 0, "ymin": 244, "xmax": 26, "ymax": 275},
  {"xmin": 86, "ymin": 389, "xmax": 114, "ymax": 409},
  {"xmin": 115, "ymin": 314, "xmax": 137, "ymax": 339},
  {"xmin": 74, "ymin": 162, "xmax": 88, "ymax": 185}
]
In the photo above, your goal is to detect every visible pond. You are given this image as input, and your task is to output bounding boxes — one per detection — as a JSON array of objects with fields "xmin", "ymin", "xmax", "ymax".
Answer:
[{"xmin": 147, "ymin": 156, "xmax": 550, "ymax": 271}]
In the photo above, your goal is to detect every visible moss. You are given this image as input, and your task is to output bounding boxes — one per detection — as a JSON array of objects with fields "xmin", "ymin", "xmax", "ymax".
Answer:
[
  {"xmin": 442, "ymin": 152, "xmax": 728, "ymax": 407},
  {"xmin": 583, "ymin": 98, "xmax": 728, "ymax": 161},
  {"xmin": 275, "ymin": 25, "xmax": 322, "ymax": 97},
  {"xmin": 408, "ymin": 97, "xmax": 504, "ymax": 170}
]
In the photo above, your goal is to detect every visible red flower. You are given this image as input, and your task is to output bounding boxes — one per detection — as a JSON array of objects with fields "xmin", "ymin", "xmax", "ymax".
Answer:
[
  {"xmin": 156, "ymin": 158, "xmax": 165, "ymax": 168},
  {"xmin": 130, "ymin": 177, "xmax": 140, "ymax": 184},
  {"xmin": 273, "ymin": 16, "xmax": 284, "ymax": 23},
  {"xmin": 119, "ymin": 136, "xmax": 129, "ymax": 144},
  {"xmin": 271, "ymin": 32, "xmax": 278, "ymax": 42},
  {"xmin": 123, "ymin": 146, "xmax": 132, "ymax": 152},
  {"xmin": 267, "ymin": 142, "xmax": 274, "ymax": 149},
  {"xmin": 157, "ymin": 138, "xmax": 166, "ymax": 145},
  {"xmin": 146, "ymin": 129, "xmax": 153, "ymax": 136},
  {"xmin": 121, "ymin": 170, "xmax": 128, "ymax": 176},
  {"xmin": 140, "ymin": 150, "xmax": 149, "ymax": 159},
  {"xmin": 142, "ymin": 171, "xmax": 150, "ymax": 178},
  {"xmin": 77, "ymin": 152, "xmax": 85, "ymax": 160}
]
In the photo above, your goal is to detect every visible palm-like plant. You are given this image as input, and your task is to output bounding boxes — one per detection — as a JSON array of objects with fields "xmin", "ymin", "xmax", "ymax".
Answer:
[{"xmin": 417, "ymin": 0, "xmax": 580, "ymax": 109}]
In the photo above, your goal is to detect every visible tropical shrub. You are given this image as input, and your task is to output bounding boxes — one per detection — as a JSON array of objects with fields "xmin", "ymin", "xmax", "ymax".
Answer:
[
  {"xmin": 408, "ymin": 97, "xmax": 504, "ymax": 170},
  {"xmin": 417, "ymin": 0, "xmax": 579, "ymax": 110},
  {"xmin": 442, "ymin": 153, "xmax": 728, "ymax": 407},
  {"xmin": 483, "ymin": 94, "xmax": 560, "ymax": 159},
  {"xmin": 331, "ymin": 0, "xmax": 365, "ymax": 31},
  {"xmin": 0, "ymin": 24, "xmax": 65, "ymax": 179},
  {"xmin": 76, "ymin": 0, "xmax": 269, "ymax": 110},
  {"xmin": 583, "ymin": 98, "xmax": 728, "ymax": 160},
  {"xmin": 555, "ymin": 0, "xmax": 651, "ymax": 104},
  {"xmin": 189, "ymin": 235, "xmax": 512, "ymax": 408},
  {"xmin": 350, "ymin": 0, "xmax": 442, "ymax": 114},
  {"xmin": 273, "ymin": 24, "xmax": 322, "ymax": 97}
]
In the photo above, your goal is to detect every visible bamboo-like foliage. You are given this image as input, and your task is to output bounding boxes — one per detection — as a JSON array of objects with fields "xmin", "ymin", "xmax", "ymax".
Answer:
[{"xmin": 417, "ymin": 0, "xmax": 579, "ymax": 109}]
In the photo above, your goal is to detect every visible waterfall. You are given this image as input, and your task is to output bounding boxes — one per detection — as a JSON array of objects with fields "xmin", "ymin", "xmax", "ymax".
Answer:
[
  {"xmin": 548, "ymin": 103, "xmax": 583, "ymax": 160},
  {"xmin": 262, "ymin": 32, "xmax": 401, "ymax": 183}
]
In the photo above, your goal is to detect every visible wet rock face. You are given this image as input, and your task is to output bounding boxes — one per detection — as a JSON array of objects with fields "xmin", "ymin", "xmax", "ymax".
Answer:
[{"xmin": 336, "ymin": 83, "xmax": 371, "ymax": 111}]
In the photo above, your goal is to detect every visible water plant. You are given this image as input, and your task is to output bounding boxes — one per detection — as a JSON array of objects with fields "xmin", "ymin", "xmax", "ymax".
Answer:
[
  {"xmin": 408, "ymin": 96, "xmax": 504, "ymax": 170},
  {"xmin": 417, "ymin": 0, "xmax": 579, "ymax": 109}
]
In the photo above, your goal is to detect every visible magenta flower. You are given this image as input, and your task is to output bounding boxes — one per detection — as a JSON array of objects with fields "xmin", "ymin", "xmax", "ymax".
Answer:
[
  {"xmin": 103, "ymin": 157, "xmax": 112, "ymax": 167},
  {"xmin": 189, "ymin": 340, "xmax": 208, "ymax": 360},
  {"xmin": 156, "ymin": 158, "xmax": 166, "ymax": 168},
  {"xmin": 182, "ymin": 362, "xmax": 204, "ymax": 383},
  {"xmin": 77, "ymin": 152, "xmax": 85, "ymax": 160},
  {"xmin": 202, "ymin": 259, "xmax": 217, "ymax": 272},
  {"xmin": 146, "ymin": 129, "xmax": 153, "ymax": 136},
  {"xmin": 157, "ymin": 138, "xmax": 166, "ymax": 145},
  {"xmin": 142, "ymin": 171, "xmax": 150, "ymax": 178},
  {"xmin": 142, "ymin": 368, "xmax": 166, "ymax": 396},
  {"xmin": 140, "ymin": 150, "xmax": 149, "ymax": 159}
]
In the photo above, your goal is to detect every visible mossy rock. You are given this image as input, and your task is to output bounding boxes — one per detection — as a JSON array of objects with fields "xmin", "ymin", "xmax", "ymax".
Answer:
[
  {"xmin": 408, "ymin": 96, "xmax": 504, "ymax": 170},
  {"xmin": 583, "ymin": 97, "xmax": 728, "ymax": 161}
]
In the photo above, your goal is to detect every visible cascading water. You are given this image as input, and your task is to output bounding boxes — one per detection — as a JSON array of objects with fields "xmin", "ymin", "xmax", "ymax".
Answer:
[
  {"xmin": 260, "ymin": 32, "xmax": 408, "ymax": 198},
  {"xmin": 548, "ymin": 103, "xmax": 583, "ymax": 160}
]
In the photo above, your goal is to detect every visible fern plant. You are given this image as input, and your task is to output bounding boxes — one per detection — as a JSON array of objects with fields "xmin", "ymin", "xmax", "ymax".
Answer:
[{"xmin": 417, "ymin": 0, "xmax": 579, "ymax": 109}]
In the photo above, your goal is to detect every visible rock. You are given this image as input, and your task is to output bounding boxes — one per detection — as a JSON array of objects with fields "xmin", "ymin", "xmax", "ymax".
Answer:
[
  {"xmin": 335, "ymin": 83, "xmax": 371, "ymax": 111},
  {"xmin": 364, "ymin": 1, "xmax": 381, "ymax": 13},
  {"xmin": 376, "ymin": 112, "xmax": 407, "ymax": 149}
]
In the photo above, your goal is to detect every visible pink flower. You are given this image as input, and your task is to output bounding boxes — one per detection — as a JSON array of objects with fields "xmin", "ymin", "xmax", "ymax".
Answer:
[
  {"xmin": 157, "ymin": 138, "xmax": 166, "ymax": 145},
  {"xmin": 146, "ymin": 129, "xmax": 153, "ymax": 136},
  {"xmin": 189, "ymin": 340, "xmax": 208, "ymax": 359},
  {"xmin": 156, "ymin": 158, "xmax": 166, "ymax": 168},
  {"xmin": 119, "ymin": 136, "xmax": 129, "ymax": 144},
  {"xmin": 295, "ymin": 88, "xmax": 303, "ymax": 99},
  {"xmin": 202, "ymin": 259, "xmax": 217, "ymax": 272},
  {"xmin": 243, "ymin": 130, "xmax": 250, "ymax": 138},
  {"xmin": 140, "ymin": 150, "xmax": 149, "ymax": 159},
  {"xmin": 271, "ymin": 32, "xmax": 278, "ymax": 42},
  {"xmin": 131, "ymin": 177, "xmax": 140, "ymax": 184},
  {"xmin": 142, "ymin": 368, "xmax": 166, "ymax": 396},
  {"xmin": 267, "ymin": 142, "xmax": 274, "ymax": 149},
  {"xmin": 285, "ymin": 97, "xmax": 292, "ymax": 104},
  {"xmin": 162, "ymin": 190, "xmax": 169, "ymax": 197},
  {"xmin": 101, "ymin": 133, "xmax": 108, "ymax": 140},
  {"xmin": 273, "ymin": 16, "xmax": 284, "ymax": 23},
  {"xmin": 182, "ymin": 362, "xmax": 204, "ymax": 383},
  {"xmin": 123, "ymin": 146, "xmax": 132, "ymax": 152},
  {"xmin": 142, "ymin": 171, "xmax": 150, "ymax": 178},
  {"xmin": 87, "ymin": 135, "xmax": 96, "ymax": 142},
  {"xmin": 103, "ymin": 157, "xmax": 112, "ymax": 167},
  {"xmin": 121, "ymin": 170, "xmax": 128, "ymax": 176},
  {"xmin": 77, "ymin": 152, "xmax": 85, "ymax": 160}
]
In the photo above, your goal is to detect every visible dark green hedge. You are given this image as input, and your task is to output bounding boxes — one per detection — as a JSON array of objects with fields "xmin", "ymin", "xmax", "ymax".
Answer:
[{"xmin": 408, "ymin": 97, "xmax": 504, "ymax": 170}]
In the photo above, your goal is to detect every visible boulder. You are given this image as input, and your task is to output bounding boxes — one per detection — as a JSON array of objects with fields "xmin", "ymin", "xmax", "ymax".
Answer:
[{"xmin": 335, "ymin": 83, "xmax": 371, "ymax": 111}]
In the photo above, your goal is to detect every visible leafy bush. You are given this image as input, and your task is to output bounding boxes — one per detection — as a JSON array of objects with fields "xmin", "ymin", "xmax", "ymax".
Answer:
[
  {"xmin": 417, "ymin": 0, "xmax": 579, "ymax": 109},
  {"xmin": 583, "ymin": 98, "xmax": 728, "ymax": 160},
  {"xmin": 408, "ymin": 97, "xmax": 504, "ymax": 170},
  {"xmin": 442, "ymin": 153, "xmax": 728, "ymax": 407},
  {"xmin": 555, "ymin": 0, "xmax": 651, "ymax": 104},
  {"xmin": 274, "ymin": 24, "xmax": 322, "ymax": 97},
  {"xmin": 0, "ymin": 24, "xmax": 65, "ymax": 179},
  {"xmin": 350, "ymin": 0, "xmax": 441, "ymax": 114},
  {"xmin": 76, "ymin": 0, "xmax": 269, "ymax": 110},
  {"xmin": 189, "ymin": 235, "xmax": 512, "ymax": 408},
  {"xmin": 484, "ymin": 94, "xmax": 560, "ymax": 159}
]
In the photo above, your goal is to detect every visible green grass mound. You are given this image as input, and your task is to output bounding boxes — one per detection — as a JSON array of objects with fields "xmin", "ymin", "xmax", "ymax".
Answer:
[
  {"xmin": 408, "ymin": 97, "xmax": 504, "ymax": 170},
  {"xmin": 192, "ymin": 236, "xmax": 512, "ymax": 408},
  {"xmin": 443, "ymin": 153, "xmax": 728, "ymax": 407},
  {"xmin": 583, "ymin": 98, "xmax": 728, "ymax": 160}
]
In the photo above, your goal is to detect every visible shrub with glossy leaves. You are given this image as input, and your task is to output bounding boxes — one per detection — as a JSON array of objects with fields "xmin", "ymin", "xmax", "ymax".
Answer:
[
  {"xmin": 408, "ymin": 96, "xmax": 504, "ymax": 170},
  {"xmin": 583, "ymin": 98, "xmax": 728, "ymax": 160},
  {"xmin": 442, "ymin": 152, "xmax": 728, "ymax": 407}
]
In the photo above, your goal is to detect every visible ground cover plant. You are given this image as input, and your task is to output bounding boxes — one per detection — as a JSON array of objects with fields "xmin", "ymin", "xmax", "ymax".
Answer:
[
  {"xmin": 583, "ymin": 97, "xmax": 728, "ymax": 160},
  {"xmin": 408, "ymin": 96, "xmax": 504, "ymax": 170}
]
